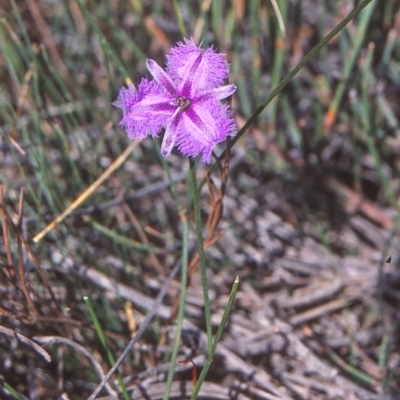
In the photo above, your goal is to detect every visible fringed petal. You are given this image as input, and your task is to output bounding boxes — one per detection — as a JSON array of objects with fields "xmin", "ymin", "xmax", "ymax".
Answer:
[
  {"xmin": 166, "ymin": 38, "xmax": 230, "ymax": 93},
  {"xmin": 113, "ymin": 78, "xmax": 175, "ymax": 139},
  {"xmin": 174, "ymin": 100, "xmax": 236, "ymax": 163}
]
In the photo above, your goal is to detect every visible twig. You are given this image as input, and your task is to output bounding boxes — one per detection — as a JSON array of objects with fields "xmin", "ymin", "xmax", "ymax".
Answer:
[
  {"xmin": 33, "ymin": 141, "xmax": 139, "ymax": 243},
  {"xmin": 0, "ymin": 192, "xmax": 62, "ymax": 316},
  {"xmin": 33, "ymin": 336, "xmax": 116, "ymax": 396},
  {"xmin": 0, "ymin": 325, "xmax": 51, "ymax": 363},
  {"xmin": 24, "ymin": 172, "xmax": 188, "ymax": 223}
]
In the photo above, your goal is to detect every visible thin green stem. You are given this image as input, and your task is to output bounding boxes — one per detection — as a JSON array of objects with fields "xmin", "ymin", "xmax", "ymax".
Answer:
[
  {"xmin": 190, "ymin": 276, "xmax": 239, "ymax": 400},
  {"xmin": 172, "ymin": 0, "xmax": 187, "ymax": 38},
  {"xmin": 189, "ymin": 158, "xmax": 213, "ymax": 353},
  {"xmin": 162, "ymin": 212, "xmax": 190, "ymax": 400},
  {"xmin": 220, "ymin": 0, "xmax": 374, "ymax": 158}
]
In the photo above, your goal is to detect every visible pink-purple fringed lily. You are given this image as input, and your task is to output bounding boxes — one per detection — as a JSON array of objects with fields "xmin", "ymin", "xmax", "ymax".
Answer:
[{"xmin": 113, "ymin": 38, "xmax": 236, "ymax": 163}]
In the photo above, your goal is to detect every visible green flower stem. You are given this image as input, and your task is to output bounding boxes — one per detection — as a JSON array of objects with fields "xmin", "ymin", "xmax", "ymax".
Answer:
[
  {"xmin": 83, "ymin": 296, "xmax": 130, "ymax": 400},
  {"xmin": 162, "ymin": 211, "xmax": 189, "ymax": 400},
  {"xmin": 223, "ymin": 0, "xmax": 374, "ymax": 156},
  {"xmin": 189, "ymin": 158, "xmax": 213, "ymax": 353},
  {"xmin": 190, "ymin": 276, "xmax": 240, "ymax": 400}
]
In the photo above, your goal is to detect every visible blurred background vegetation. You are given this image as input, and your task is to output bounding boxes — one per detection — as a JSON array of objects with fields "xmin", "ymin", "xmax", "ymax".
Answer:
[{"xmin": 1, "ymin": 0, "xmax": 400, "ymax": 399}]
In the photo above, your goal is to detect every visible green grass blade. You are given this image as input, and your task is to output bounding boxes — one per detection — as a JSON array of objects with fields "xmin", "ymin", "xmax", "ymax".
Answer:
[
  {"xmin": 162, "ymin": 213, "xmax": 189, "ymax": 400},
  {"xmin": 190, "ymin": 276, "xmax": 239, "ymax": 400},
  {"xmin": 84, "ymin": 296, "xmax": 130, "ymax": 400},
  {"xmin": 75, "ymin": 0, "xmax": 131, "ymax": 81},
  {"xmin": 227, "ymin": 0, "xmax": 375, "ymax": 154},
  {"xmin": 88, "ymin": 219, "xmax": 161, "ymax": 254},
  {"xmin": 0, "ymin": 378, "xmax": 28, "ymax": 400},
  {"xmin": 324, "ymin": 0, "xmax": 378, "ymax": 131}
]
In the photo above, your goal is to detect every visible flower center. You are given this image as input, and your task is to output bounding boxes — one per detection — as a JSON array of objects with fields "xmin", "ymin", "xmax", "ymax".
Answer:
[{"xmin": 175, "ymin": 96, "xmax": 191, "ymax": 109}]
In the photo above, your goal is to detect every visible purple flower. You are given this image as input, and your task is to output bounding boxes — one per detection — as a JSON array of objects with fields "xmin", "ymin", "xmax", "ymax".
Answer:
[{"xmin": 113, "ymin": 38, "xmax": 236, "ymax": 163}]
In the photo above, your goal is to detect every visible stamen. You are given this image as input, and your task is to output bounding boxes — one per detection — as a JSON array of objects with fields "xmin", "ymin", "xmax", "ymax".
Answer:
[{"xmin": 175, "ymin": 96, "xmax": 191, "ymax": 109}]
